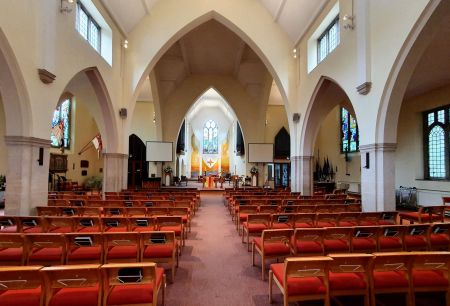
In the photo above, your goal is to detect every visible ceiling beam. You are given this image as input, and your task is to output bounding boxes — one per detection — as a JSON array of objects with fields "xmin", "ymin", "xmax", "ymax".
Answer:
[
  {"xmin": 274, "ymin": 0, "xmax": 287, "ymax": 22},
  {"xmin": 98, "ymin": 0, "xmax": 127, "ymax": 37},
  {"xmin": 233, "ymin": 41, "xmax": 246, "ymax": 77},
  {"xmin": 178, "ymin": 39, "xmax": 191, "ymax": 76}
]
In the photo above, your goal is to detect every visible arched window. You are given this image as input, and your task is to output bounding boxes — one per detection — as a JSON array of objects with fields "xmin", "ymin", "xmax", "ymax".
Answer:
[
  {"xmin": 51, "ymin": 98, "xmax": 71, "ymax": 148},
  {"xmin": 203, "ymin": 120, "xmax": 218, "ymax": 154},
  {"xmin": 341, "ymin": 107, "xmax": 359, "ymax": 153},
  {"xmin": 424, "ymin": 107, "xmax": 449, "ymax": 179}
]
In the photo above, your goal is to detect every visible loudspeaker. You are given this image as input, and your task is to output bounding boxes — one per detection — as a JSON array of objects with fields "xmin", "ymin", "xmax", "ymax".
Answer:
[
  {"xmin": 365, "ymin": 152, "xmax": 370, "ymax": 169},
  {"xmin": 293, "ymin": 113, "xmax": 300, "ymax": 123},
  {"xmin": 119, "ymin": 108, "xmax": 127, "ymax": 118},
  {"xmin": 38, "ymin": 147, "xmax": 44, "ymax": 166}
]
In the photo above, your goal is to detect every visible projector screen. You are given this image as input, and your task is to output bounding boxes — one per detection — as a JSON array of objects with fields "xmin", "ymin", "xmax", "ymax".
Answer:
[
  {"xmin": 248, "ymin": 143, "xmax": 273, "ymax": 163},
  {"xmin": 146, "ymin": 141, "xmax": 173, "ymax": 162}
]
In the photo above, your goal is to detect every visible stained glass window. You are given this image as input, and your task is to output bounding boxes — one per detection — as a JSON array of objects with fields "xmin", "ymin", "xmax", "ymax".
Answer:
[
  {"xmin": 424, "ymin": 106, "xmax": 450, "ymax": 179},
  {"xmin": 317, "ymin": 16, "xmax": 340, "ymax": 63},
  {"xmin": 203, "ymin": 120, "xmax": 218, "ymax": 154},
  {"xmin": 341, "ymin": 107, "xmax": 359, "ymax": 153},
  {"xmin": 51, "ymin": 99, "xmax": 71, "ymax": 149}
]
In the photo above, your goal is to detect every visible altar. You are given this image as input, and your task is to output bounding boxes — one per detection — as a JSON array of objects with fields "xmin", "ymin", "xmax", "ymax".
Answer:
[{"xmin": 204, "ymin": 176, "xmax": 220, "ymax": 188}]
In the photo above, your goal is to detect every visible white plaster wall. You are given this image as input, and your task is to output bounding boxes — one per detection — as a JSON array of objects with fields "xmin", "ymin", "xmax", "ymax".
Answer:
[
  {"xmin": 396, "ymin": 84, "xmax": 450, "ymax": 205},
  {"xmin": 130, "ymin": 101, "xmax": 157, "ymax": 142},
  {"xmin": 265, "ymin": 105, "xmax": 289, "ymax": 143}
]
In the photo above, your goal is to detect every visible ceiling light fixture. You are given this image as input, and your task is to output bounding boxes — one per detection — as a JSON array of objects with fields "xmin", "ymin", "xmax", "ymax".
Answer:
[
  {"xmin": 123, "ymin": 40, "xmax": 129, "ymax": 49},
  {"xmin": 292, "ymin": 48, "xmax": 298, "ymax": 59},
  {"xmin": 343, "ymin": 15, "xmax": 354, "ymax": 30},
  {"xmin": 60, "ymin": 0, "xmax": 74, "ymax": 14}
]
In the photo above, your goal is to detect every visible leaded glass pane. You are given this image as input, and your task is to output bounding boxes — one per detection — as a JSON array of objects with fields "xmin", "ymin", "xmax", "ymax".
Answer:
[
  {"xmin": 203, "ymin": 120, "xmax": 218, "ymax": 154},
  {"xmin": 341, "ymin": 107, "xmax": 358, "ymax": 153},
  {"xmin": 89, "ymin": 22, "xmax": 99, "ymax": 51},
  {"xmin": 428, "ymin": 113, "xmax": 435, "ymax": 126},
  {"xmin": 318, "ymin": 35, "xmax": 328, "ymax": 62},
  {"xmin": 51, "ymin": 99, "xmax": 71, "ymax": 149},
  {"xmin": 349, "ymin": 114, "xmax": 358, "ymax": 151},
  {"xmin": 428, "ymin": 126, "xmax": 445, "ymax": 178},
  {"xmin": 78, "ymin": 6, "xmax": 88, "ymax": 40},
  {"xmin": 438, "ymin": 110, "xmax": 445, "ymax": 124},
  {"xmin": 329, "ymin": 22, "xmax": 339, "ymax": 52}
]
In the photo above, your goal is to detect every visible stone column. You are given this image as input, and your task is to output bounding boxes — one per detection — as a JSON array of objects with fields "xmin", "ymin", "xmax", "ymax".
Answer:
[
  {"xmin": 292, "ymin": 155, "xmax": 313, "ymax": 195},
  {"xmin": 103, "ymin": 153, "xmax": 128, "ymax": 192},
  {"xmin": 360, "ymin": 143, "xmax": 397, "ymax": 212},
  {"xmin": 4, "ymin": 136, "xmax": 50, "ymax": 215}
]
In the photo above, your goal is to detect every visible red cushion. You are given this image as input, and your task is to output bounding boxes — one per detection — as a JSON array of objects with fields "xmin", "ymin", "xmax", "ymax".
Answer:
[
  {"xmin": 294, "ymin": 222, "xmax": 314, "ymax": 228},
  {"xmin": 291, "ymin": 237, "xmax": 323, "ymax": 254},
  {"xmin": 107, "ymin": 246, "xmax": 138, "ymax": 260},
  {"xmin": 107, "ymin": 267, "xmax": 164, "ymax": 305},
  {"xmin": 0, "ymin": 287, "xmax": 41, "ymax": 306},
  {"xmin": 329, "ymin": 272, "xmax": 366, "ymax": 290},
  {"xmin": 317, "ymin": 221, "xmax": 337, "ymax": 228},
  {"xmin": 359, "ymin": 220, "xmax": 378, "ymax": 226},
  {"xmin": 339, "ymin": 221, "xmax": 358, "ymax": 227},
  {"xmin": 253, "ymin": 238, "xmax": 290, "ymax": 256},
  {"xmin": 378, "ymin": 220, "xmax": 396, "ymax": 225},
  {"xmin": 243, "ymin": 222, "xmax": 267, "ymax": 233},
  {"xmin": 143, "ymin": 244, "xmax": 175, "ymax": 258},
  {"xmin": 429, "ymin": 234, "xmax": 449, "ymax": 247},
  {"xmin": 68, "ymin": 246, "xmax": 102, "ymax": 261},
  {"xmin": 22, "ymin": 227, "xmax": 43, "ymax": 233},
  {"xmin": 324, "ymin": 239, "xmax": 350, "ymax": 252},
  {"xmin": 352, "ymin": 238, "xmax": 377, "ymax": 251},
  {"xmin": 132, "ymin": 226, "xmax": 156, "ymax": 232},
  {"xmin": 0, "ymin": 226, "xmax": 18, "ymax": 233},
  {"xmin": 373, "ymin": 271, "xmax": 408, "ymax": 288},
  {"xmin": 378, "ymin": 237, "xmax": 402, "ymax": 250},
  {"xmin": 49, "ymin": 226, "xmax": 73, "ymax": 233},
  {"xmin": 412, "ymin": 269, "xmax": 449, "ymax": 287},
  {"xmin": 272, "ymin": 223, "xmax": 292, "ymax": 229},
  {"xmin": 49, "ymin": 286, "xmax": 99, "ymax": 306},
  {"xmin": 105, "ymin": 227, "xmax": 128, "ymax": 232},
  {"xmin": 271, "ymin": 263, "xmax": 326, "ymax": 295},
  {"xmin": 159, "ymin": 225, "xmax": 182, "ymax": 235},
  {"xmin": 404, "ymin": 236, "xmax": 427, "ymax": 248},
  {"xmin": 0, "ymin": 247, "xmax": 23, "ymax": 261},
  {"xmin": 29, "ymin": 247, "xmax": 63, "ymax": 262},
  {"xmin": 77, "ymin": 227, "xmax": 101, "ymax": 233},
  {"xmin": 400, "ymin": 212, "xmax": 439, "ymax": 222},
  {"xmin": 239, "ymin": 213, "xmax": 248, "ymax": 221}
]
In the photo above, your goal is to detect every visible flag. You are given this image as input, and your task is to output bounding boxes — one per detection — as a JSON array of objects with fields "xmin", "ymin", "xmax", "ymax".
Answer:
[{"xmin": 92, "ymin": 134, "xmax": 103, "ymax": 158}]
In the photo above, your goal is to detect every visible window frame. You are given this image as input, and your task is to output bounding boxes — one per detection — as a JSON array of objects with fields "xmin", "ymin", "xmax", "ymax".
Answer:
[
  {"xmin": 51, "ymin": 97, "xmax": 72, "ymax": 150},
  {"xmin": 423, "ymin": 105, "xmax": 450, "ymax": 180},
  {"xmin": 203, "ymin": 120, "xmax": 219, "ymax": 154},
  {"xmin": 76, "ymin": 1, "xmax": 101, "ymax": 53},
  {"xmin": 340, "ymin": 106, "xmax": 359, "ymax": 154},
  {"xmin": 317, "ymin": 15, "xmax": 340, "ymax": 64}
]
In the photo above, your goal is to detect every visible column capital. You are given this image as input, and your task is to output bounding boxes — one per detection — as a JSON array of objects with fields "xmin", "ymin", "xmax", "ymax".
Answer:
[
  {"xmin": 4, "ymin": 136, "xmax": 51, "ymax": 147},
  {"xmin": 359, "ymin": 143, "xmax": 397, "ymax": 152}
]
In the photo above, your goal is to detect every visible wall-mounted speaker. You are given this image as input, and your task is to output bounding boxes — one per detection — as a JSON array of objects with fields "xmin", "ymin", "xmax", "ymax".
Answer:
[
  {"xmin": 38, "ymin": 147, "xmax": 44, "ymax": 166},
  {"xmin": 293, "ymin": 113, "xmax": 300, "ymax": 123},
  {"xmin": 119, "ymin": 108, "xmax": 127, "ymax": 118},
  {"xmin": 365, "ymin": 152, "xmax": 370, "ymax": 169}
]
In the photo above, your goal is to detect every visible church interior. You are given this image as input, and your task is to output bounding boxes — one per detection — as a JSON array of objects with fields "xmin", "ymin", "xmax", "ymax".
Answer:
[{"xmin": 0, "ymin": 0, "xmax": 450, "ymax": 305}]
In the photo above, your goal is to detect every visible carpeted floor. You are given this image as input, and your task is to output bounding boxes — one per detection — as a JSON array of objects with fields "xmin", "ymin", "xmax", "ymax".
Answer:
[{"xmin": 163, "ymin": 192, "xmax": 446, "ymax": 306}]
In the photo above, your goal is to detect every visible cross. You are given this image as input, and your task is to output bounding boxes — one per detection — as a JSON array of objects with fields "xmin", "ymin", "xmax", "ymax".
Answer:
[{"xmin": 207, "ymin": 158, "xmax": 214, "ymax": 167}]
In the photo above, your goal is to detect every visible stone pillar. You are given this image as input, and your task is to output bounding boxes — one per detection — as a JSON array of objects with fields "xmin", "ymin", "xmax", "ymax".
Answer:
[
  {"xmin": 4, "ymin": 136, "xmax": 50, "ymax": 215},
  {"xmin": 360, "ymin": 143, "xmax": 397, "ymax": 212},
  {"xmin": 292, "ymin": 155, "xmax": 313, "ymax": 195},
  {"xmin": 103, "ymin": 153, "xmax": 128, "ymax": 192}
]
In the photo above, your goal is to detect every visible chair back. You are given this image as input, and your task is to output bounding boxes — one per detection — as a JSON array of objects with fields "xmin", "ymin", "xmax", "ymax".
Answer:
[{"xmin": 0, "ymin": 266, "xmax": 43, "ymax": 291}]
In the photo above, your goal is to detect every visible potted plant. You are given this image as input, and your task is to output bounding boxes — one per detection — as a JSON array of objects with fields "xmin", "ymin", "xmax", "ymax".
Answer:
[{"xmin": 84, "ymin": 176, "xmax": 103, "ymax": 191}]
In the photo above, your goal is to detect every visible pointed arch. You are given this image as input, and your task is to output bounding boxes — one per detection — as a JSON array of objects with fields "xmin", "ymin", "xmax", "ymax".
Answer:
[{"xmin": 274, "ymin": 127, "xmax": 290, "ymax": 159}]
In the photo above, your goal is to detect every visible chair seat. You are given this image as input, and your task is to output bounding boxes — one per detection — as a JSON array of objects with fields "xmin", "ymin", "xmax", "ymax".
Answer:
[
  {"xmin": 294, "ymin": 222, "xmax": 314, "ymax": 228},
  {"xmin": 105, "ymin": 227, "xmax": 128, "ymax": 232},
  {"xmin": 404, "ymin": 236, "xmax": 428, "ymax": 248},
  {"xmin": 0, "ymin": 287, "xmax": 41, "ymax": 306},
  {"xmin": 68, "ymin": 246, "xmax": 102, "ymax": 260},
  {"xmin": 22, "ymin": 227, "xmax": 44, "ymax": 233},
  {"xmin": 338, "ymin": 221, "xmax": 359, "ymax": 227},
  {"xmin": 378, "ymin": 237, "xmax": 402, "ymax": 250},
  {"xmin": 77, "ymin": 227, "xmax": 101, "ymax": 233},
  {"xmin": 329, "ymin": 272, "xmax": 366, "ymax": 290},
  {"xmin": 49, "ymin": 226, "xmax": 73, "ymax": 233},
  {"xmin": 253, "ymin": 238, "xmax": 290, "ymax": 256},
  {"xmin": 49, "ymin": 286, "xmax": 99, "ymax": 306},
  {"xmin": 359, "ymin": 221, "xmax": 378, "ymax": 226},
  {"xmin": 0, "ymin": 226, "xmax": 18, "ymax": 233},
  {"xmin": 143, "ymin": 244, "xmax": 175, "ymax": 258},
  {"xmin": 243, "ymin": 222, "xmax": 268, "ymax": 233},
  {"xmin": 272, "ymin": 223, "xmax": 292, "ymax": 229},
  {"xmin": 412, "ymin": 269, "xmax": 449, "ymax": 287},
  {"xmin": 271, "ymin": 263, "xmax": 326, "ymax": 295},
  {"xmin": 159, "ymin": 225, "xmax": 182, "ymax": 235},
  {"xmin": 324, "ymin": 239, "xmax": 350, "ymax": 253},
  {"xmin": 29, "ymin": 247, "xmax": 63, "ymax": 262},
  {"xmin": 373, "ymin": 271, "xmax": 409, "ymax": 289},
  {"xmin": 239, "ymin": 213, "xmax": 249, "ymax": 221},
  {"xmin": 317, "ymin": 221, "xmax": 337, "ymax": 228},
  {"xmin": 399, "ymin": 212, "xmax": 439, "ymax": 222},
  {"xmin": 107, "ymin": 267, "xmax": 164, "ymax": 305},
  {"xmin": 107, "ymin": 246, "xmax": 138, "ymax": 260},
  {"xmin": 0, "ymin": 247, "xmax": 23, "ymax": 261},
  {"xmin": 291, "ymin": 237, "xmax": 323, "ymax": 254},
  {"xmin": 429, "ymin": 234, "xmax": 449, "ymax": 247},
  {"xmin": 132, "ymin": 226, "xmax": 156, "ymax": 232},
  {"xmin": 352, "ymin": 238, "xmax": 377, "ymax": 251}
]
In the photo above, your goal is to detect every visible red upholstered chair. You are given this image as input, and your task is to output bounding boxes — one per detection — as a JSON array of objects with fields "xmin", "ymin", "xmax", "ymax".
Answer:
[
  {"xmin": 252, "ymin": 229, "xmax": 293, "ymax": 280},
  {"xmin": 41, "ymin": 264, "xmax": 101, "ymax": 306},
  {"xmin": 236, "ymin": 205, "xmax": 258, "ymax": 234},
  {"xmin": 146, "ymin": 207, "xmax": 169, "ymax": 218},
  {"xmin": 404, "ymin": 224, "xmax": 430, "ymax": 251},
  {"xmin": 65, "ymin": 233, "xmax": 104, "ymax": 264},
  {"xmin": 378, "ymin": 211, "xmax": 399, "ymax": 225},
  {"xmin": 410, "ymin": 251, "xmax": 450, "ymax": 305},
  {"xmin": 271, "ymin": 213, "xmax": 295, "ymax": 229},
  {"xmin": 328, "ymin": 204, "xmax": 348, "ymax": 213},
  {"xmin": 103, "ymin": 207, "xmax": 126, "ymax": 217},
  {"xmin": 323, "ymin": 227, "xmax": 352, "ymax": 254},
  {"xmin": 0, "ymin": 233, "xmax": 26, "ymax": 265},
  {"xmin": 346, "ymin": 203, "xmax": 362, "ymax": 212},
  {"xmin": 37, "ymin": 206, "xmax": 63, "ymax": 216},
  {"xmin": 399, "ymin": 206, "xmax": 445, "ymax": 224},
  {"xmin": 68, "ymin": 199, "xmax": 86, "ymax": 207},
  {"xmin": 60, "ymin": 207, "xmax": 80, "ymax": 217},
  {"xmin": 48, "ymin": 199, "xmax": 69, "ymax": 207},
  {"xmin": 101, "ymin": 217, "xmax": 130, "ymax": 233},
  {"xmin": 78, "ymin": 207, "xmax": 102, "ymax": 217},
  {"xmin": 156, "ymin": 216, "xmax": 184, "ymax": 248},
  {"xmin": 295, "ymin": 205, "xmax": 317, "ymax": 214},
  {"xmin": 103, "ymin": 232, "xmax": 140, "ymax": 263},
  {"xmin": 428, "ymin": 223, "xmax": 450, "ymax": 251},
  {"xmin": 316, "ymin": 205, "xmax": 333, "ymax": 213},
  {"xmin": 0, "ymin": 266, "xmax": 44, "ymax": 306},
  {"xmin": 369, "ymin": 252, "xmax": 414, "ymax": 306},
  {"xmin": 259, "ymin": 205, "xmax": 279, "ymax": 215},
  {"xmin": 351, "ymin": 226, "xmax": 379, "ymax": 253},
  {"xmin": 337, "ymin": 212, "xmax": 361, "ymax": 227},
  {"xmin": 129, "ymin": 217, "xmax": 156, "ymax": 232},
  {"xmin": 243, "ymin": 214, "xmax": 271, "ymax": 251},
  {"xmin": 291, "ymin": 228, "xmax": 325, "ymax": 256},
  {"xmin": 292, "ymin": 213, "xmax": 316, "ymax": 228},
  {"xmin": 25, "ymin": 233, "xmax": 66, "ymax": 266},
  {"xmin": 101, "ymin": 262, "xmax": 165, "ymax": 306},
  {"xmin": 378, "ymin": 225, "xmax": 407, "ymax": 252},
  {"xmin": 74, "ymin": 217, "xmax": 102, "ymax": 232},
  {"xmin": 0, "ymin": 216, "xmax": 19, "ymax": 233},
  {"xmin": 19, "ymin": 216, "xmax": 46, "ymax": 233},
  {"xmin": 328, "ymin": 253, "xmax": 373, "ymax": 306},
  {"xmin": 141, "ymin": 231, "xmax": 178, "ymax": 283},
  {"xmin": 316, "ymin": 213, "xmax": 339, "ymax": 228},
  {"xmin": 269, "ymin": 256, "xmax": 332, "ymax": 306},
  {"xmin": 168, "ymin": 207, "xmax": 191, "ymax": 235},
  {"xmin": 125, "ymin": 207, "xmax": 147, "ymax": 217},
  {"xmin": 44, "ymin": 217, "xmax": 75, "ymax": 233},
  {"xmin": 359, "ymin": 212, "xmax": 382, "ymax": 226}
]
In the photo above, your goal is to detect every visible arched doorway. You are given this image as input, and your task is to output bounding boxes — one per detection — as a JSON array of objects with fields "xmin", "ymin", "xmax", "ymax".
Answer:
[{"xmin": 128, "ymin": 134, "xmax": 148, "ymax": 190}]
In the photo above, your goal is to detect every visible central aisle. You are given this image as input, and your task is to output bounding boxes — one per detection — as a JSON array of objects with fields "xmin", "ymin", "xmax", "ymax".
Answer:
[{"xmin": 165, "ymin": 191, "xmax": 275, "ymax": 306}]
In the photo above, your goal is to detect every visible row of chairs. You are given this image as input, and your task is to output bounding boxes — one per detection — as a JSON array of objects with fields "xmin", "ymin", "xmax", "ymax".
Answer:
[
  {"xmin": 0, "ymin": 231, "xmax": 178, "ymax": 281},
  {"xmin": 47, "ymin": 198, "xmax": 198, "ymax": 209},
  {"xmin": 268, "ymin": 251, "xmax": 450, "ymax": 306},
  {"xmin": 0, "ymin": 262, "xmax": 165, "ymax": 306},
  {"xmin": 250, "ymin": 223, "xmax": 450, "ymax": 280}
]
